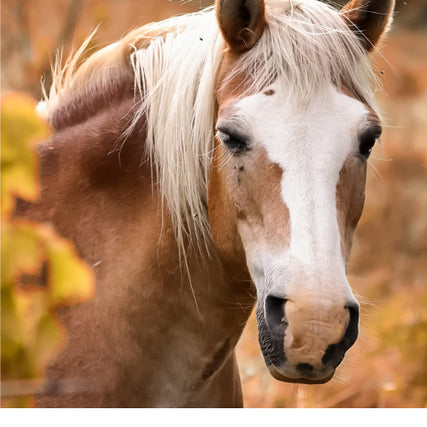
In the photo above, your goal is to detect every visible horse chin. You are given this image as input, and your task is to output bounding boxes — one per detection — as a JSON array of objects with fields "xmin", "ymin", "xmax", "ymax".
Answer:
[{"xmin": 267, "ymin": 365, "xmax": 335, "ymax": 385}]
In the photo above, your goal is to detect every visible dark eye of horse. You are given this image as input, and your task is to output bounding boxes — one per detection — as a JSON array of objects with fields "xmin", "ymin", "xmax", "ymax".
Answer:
[
  {"xmin": 218, "ymin": 132, "xmax": 249, "ymax": 153},
  {"xmin": 359, "ymin": 125, "xmax": 382, "ymax": 159}
]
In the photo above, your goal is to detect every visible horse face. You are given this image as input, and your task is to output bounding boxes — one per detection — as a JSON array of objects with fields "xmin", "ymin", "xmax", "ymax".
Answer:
[
  {"xmin": 212, "ymin": 74, "xmax": 372, "ymax": 383},
  {"xmin": 209, "ymin": 0, "xmax": 394, "ymax": 384}
]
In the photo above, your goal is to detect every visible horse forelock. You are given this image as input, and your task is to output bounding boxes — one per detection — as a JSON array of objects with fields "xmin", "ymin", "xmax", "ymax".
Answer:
[
  {"xmin": 224, "ymin": 0, "xmax": 378, "ymax": 109},
  {"xmin": 43, "ymin": 0, "xmax": 378, "ymax": 259}
]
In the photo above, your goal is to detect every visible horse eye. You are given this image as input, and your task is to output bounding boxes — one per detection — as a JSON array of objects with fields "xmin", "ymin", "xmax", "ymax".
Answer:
[
  {"xmin": 218, "ymin": 131, "xmax": 249, "ymax": 153},
  {"xmin": 359, "ymin": 125, "xmax": 382, "ymax": 159}
]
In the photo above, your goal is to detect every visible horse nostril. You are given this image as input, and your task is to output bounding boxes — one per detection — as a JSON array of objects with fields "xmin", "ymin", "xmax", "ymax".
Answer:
[
  {"xmin": 343, "ymin": 303, "xmax": 359, "ymax": 349},
  {"xmin": 322, "ymin": 303, "xmax": 360, "ymax": 368},
  {"xmin": 265, "ymin": 295, "xmax": 287, "ymax": 337}
]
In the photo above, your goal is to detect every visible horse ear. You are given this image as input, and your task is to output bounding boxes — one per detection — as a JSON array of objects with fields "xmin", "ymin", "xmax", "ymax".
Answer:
[
  {"xmin": 216, "ymin": 0, "xmax": 265, "ymax": 52},
  {"xmin": 341, "ymin": 0, "xmax": 395, "ymax": 51}
]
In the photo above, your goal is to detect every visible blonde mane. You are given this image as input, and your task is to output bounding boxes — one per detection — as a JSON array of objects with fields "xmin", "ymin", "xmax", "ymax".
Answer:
[{"xmin": 43, "ymin": 0, "xmax": 378, "ymax": 260}]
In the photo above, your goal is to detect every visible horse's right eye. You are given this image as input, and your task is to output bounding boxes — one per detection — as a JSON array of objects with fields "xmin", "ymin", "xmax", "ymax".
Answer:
[{"xmin": 217, "ymin": 131, "xmax": 249, "ymax": 153}]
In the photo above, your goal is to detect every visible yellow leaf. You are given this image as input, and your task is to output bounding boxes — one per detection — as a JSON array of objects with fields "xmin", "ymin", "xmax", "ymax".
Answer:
[
  {"xmin": 1, "ymin": 93, "xmax": 94, "ymax": 405},
  {"xmin": 1, "ymin": 220, "xmax": 45, "ymax": 288},
  {"xmin": 1, "ymin": 93, "xmax": 50, "ymax": 216},
  {"xmin": 38, "ymin": 225, "xmax": 95, "ymax": 305},
  {"xmin": 1, "ymin": 221, "xmax": 94, "ymax": 383}
]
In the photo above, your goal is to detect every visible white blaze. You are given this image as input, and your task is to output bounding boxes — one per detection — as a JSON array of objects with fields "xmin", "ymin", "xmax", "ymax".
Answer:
[{"xmin": 233, "ymin": 81, "xmax": 369, "ymax": 295}]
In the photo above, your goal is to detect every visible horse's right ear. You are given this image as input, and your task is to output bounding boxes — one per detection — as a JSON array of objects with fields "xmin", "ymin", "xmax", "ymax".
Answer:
[
  {"xmin": 340, "ymin": 0, "xmax": 395, "ymax": 52},
  {"xmin": 216, "ymin": 0, "xmax": 265, "ymax": 53}
]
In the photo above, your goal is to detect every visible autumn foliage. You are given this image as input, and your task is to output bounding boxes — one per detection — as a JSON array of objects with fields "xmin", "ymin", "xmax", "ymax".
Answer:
[
  {"xmin": 1, "ymin": 94, "xmax": 94, "ymax": 407},
  {"xmin": 1, "ymin": 0, "xmax": 426, "ymax": 408}
]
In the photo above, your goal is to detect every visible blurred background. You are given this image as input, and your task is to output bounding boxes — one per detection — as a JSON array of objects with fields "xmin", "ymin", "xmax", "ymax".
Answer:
[{"xmin": 1, "ymin": 0, "xmax": 426, "ymax": 408}]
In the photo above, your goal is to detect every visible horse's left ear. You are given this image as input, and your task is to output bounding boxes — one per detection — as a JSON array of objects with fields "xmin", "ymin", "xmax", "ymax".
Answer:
[
  {"xmin": 340, "ymin": 0, "xmax": 395, "ymax": 51},
  {"xmin": 216, "ymin": 0, "xmax": 265, "ymax": 52}
]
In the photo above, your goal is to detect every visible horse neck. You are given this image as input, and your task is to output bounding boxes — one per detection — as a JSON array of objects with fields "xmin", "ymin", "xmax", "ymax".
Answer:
[{"xmin": 17, "ymin": 88, "xmax": 256, "ymax": 405}]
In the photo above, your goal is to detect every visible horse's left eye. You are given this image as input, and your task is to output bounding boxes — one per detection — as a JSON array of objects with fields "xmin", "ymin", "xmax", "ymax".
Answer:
[
  {"xmin": 359, "ymin": 125, "xmax": 382, "ymax": 159},
  {"xmin": 217, "ymin": 131, "xmax": 249, "ymax": 153}
]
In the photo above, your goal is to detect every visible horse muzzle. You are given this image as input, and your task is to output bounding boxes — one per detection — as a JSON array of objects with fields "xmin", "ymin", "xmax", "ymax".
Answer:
[{"xmin": 256, "ymin": 294, "xmax": 359, "ymax": 384}]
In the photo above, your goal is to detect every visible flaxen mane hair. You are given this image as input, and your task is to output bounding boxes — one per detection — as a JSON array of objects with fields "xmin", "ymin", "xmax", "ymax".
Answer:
[{"xmin": 41, "ymin": 0, "xmax": 378, "ymax": 260}]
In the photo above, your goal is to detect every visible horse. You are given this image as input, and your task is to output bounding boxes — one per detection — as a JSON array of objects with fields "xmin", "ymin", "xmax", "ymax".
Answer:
[{"xmin": 15, "ymin": 0, "xmax": 395, "ymax": 407}]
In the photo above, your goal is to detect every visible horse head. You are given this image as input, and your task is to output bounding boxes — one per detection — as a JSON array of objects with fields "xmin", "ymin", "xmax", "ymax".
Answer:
[{"xmin": 209, "ymin": 0, "xmax": 394, "ymax": 384}]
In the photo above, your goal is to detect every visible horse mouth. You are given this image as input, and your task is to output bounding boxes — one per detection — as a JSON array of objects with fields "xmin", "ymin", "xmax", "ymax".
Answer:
[{"xmin": 267, "ymin": 365, "xmax": 335, "ymax": 385}]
